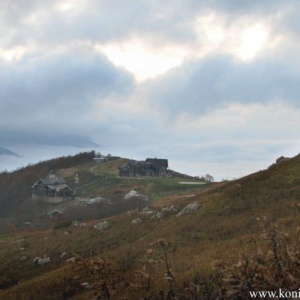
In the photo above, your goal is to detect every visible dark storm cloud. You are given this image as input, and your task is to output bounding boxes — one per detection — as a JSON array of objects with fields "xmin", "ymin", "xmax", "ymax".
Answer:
[
  {"xmin": 0, "ymin": 49, "xmax": 134, "ymax": 146},
  {"xmin": 1, "ymin": 0, "xmax": 300, "ymax": 179},
  {"xmin": 0, "ymin": 0, "xmax": 297, "ymax": 51},
  {"xmin": 210, "ymin": 0, "xmax": 293, "ymax": 15},
  {"xmin": 3, "ymin": 0, "xmax": 280, "ymax": 49},
  {"xmin": 1, "ymin": 52, "xmax": 133, "ymax": 104},
  {"xmin": 0, "ymin": 0, "xmax": 198, "ymax": 47},
  {"xmin": 148, "ymin": 55, "xmax": 300, "ymax": 116},
  {"xmin": 1, "ymin": 0, "xmax": 299, "ymax": 124}
]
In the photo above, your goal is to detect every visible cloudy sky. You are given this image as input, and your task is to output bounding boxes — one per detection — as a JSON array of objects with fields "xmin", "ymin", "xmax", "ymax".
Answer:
[{"xmin": 1, "ymin": 0, "xmax": 300, "ymax": 180}]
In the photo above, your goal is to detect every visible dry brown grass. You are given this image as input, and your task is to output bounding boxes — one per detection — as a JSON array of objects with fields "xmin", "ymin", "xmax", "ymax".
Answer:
[
  {"xmin": 2, "ymin": 154, "xmax": 300, "ymax": 298},
  {"xmin": 217, "ymin": 217, "xmax": 300, "ymax": 299},
  {"xmin": 57, "ymin": 167, "xmax": 79, "ymax": 178}
]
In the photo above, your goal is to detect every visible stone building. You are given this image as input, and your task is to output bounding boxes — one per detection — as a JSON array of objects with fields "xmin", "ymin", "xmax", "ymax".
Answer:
[
  {"xmin": 118, "ymin": 158, "xmax": 169, "ymax": 177},
  {"xmin": 32, "ymin": 173, "xmax": 72, "ymax": 203}
]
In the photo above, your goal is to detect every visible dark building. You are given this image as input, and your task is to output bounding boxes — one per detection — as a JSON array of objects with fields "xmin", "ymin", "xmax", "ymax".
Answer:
[
  {"xmin": 32, "ymin": 174, "xmax": 72, "ymax": 202},
  {"xmin": 118, "ymin": 158, "xmax": 169, "ymax": 177}
]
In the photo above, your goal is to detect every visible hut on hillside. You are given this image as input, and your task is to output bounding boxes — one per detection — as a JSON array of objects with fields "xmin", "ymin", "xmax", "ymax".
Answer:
[{"xmin": 32, "ymin": 173, "xmax": 72, "ymax": 203}]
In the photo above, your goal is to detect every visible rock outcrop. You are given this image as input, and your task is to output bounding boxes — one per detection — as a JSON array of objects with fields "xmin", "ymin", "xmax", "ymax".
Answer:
[{"xmin": 176, "ymin": 201, "xmax": 201, "ymax": 217}]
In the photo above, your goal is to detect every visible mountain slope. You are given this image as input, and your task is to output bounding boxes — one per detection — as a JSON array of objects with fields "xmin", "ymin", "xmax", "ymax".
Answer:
[{"xmin": 1, "ymin": 152, "xmax": 300, "ymax": 299}]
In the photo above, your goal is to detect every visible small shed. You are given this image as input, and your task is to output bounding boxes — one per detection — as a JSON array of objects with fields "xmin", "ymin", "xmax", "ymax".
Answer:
[{"xmin": 93, "ymin": 157, "xmax": 108, "ymax": 164}]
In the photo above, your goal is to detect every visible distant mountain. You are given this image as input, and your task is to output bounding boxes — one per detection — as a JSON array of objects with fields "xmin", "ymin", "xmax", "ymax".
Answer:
[{"xmin": 0, "ymin": 146, "xmax": 20, "ymax": 157}]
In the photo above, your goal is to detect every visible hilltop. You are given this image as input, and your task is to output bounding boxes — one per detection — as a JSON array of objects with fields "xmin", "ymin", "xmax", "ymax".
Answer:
[
  {"xmin": 0, "ymin": 152, "xmax": 300, "ymax": 299},
  {"xmin": 0, "ymin": 151, "xmax": 207, "ymax": 228}
]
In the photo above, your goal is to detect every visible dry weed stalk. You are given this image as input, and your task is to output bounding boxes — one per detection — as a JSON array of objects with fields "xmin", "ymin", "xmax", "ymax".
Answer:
[
  {"xmin": 131, "ymin": 239, "xmax": 177, "ymax": 299},
  {"xmin": 218, "ymin": 217, "xmax": 300, "ymax": 299},
  {"xmin": 154, "ymin": 239, "xmax": 176, "ymax": 299},
  {"xmin": 72, "ymin": 253, "xmax": 126, "ymax": 299},
  {"xmin": 154, "ymin": 241, "xmax": 174, "ymax": 278}
]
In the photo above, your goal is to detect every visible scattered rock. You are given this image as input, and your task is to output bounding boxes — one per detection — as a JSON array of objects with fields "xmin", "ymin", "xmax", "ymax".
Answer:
[
  {"xmin": 124, "ymin": 189, "xmax": 149, "ymax": 202},
  {"xmin": 176, "ymin": 201, "xmax": 201, "ymax": 217},
  {"xmin": 66, "ymin": 257, "xmax": 76, "ymax": 263},
  {"xmin": 161, "ymin": 205, "xmax": 178, "ymax": 213},
  {"xmin": 94, "ymin": 220, "xmax": 110, "ymax": 230},
  {"xmin": 33, "ymin": 256, "xmax": 50, "ymax": 266},
  {"xmin": 142, "ymin": 210, "xmax": 155, "ymax": 216},
  {"xmin": 60, "ymin": 252, "xmax": 67, "ymax": 260},
  {"xmin": 80, "ymin": 197, "xmax": 113, "ymax": 206},
  {"xmin": 131, "ymin": 218, "xmax": 143, "ymax": 225},
  {"xmin": 49, "ymin": 209, "xmax": 63, "ymax": 218},
  {"xmin": 124, "ymin": 189, "xmax": 139, "ymax": 200},
  {"xmin": 151, "ymin": 212, "xmax": 164, "ymax": 220},
  {"xmin": 80, "ymin": 282, "xmax": 90, "ymax": 289},
  {"xmin": 72, "ymin": 221, "xmax": 87, "ymax": 227},
  {"xmin": 14, "ymin": 239, "xmax": 25, "ymax": 244}
]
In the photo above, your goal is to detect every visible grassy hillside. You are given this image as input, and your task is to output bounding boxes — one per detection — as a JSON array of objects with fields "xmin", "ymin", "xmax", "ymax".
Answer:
[
  {"xmin": 62, "ymin": 157, "xmax": 205, "ymax": 200},
  {"xmin": 1, "ymin": 153, "xmax": 300, "ymax": 299},
  {"xmin": 0, "ymin": 151, "xmax": 96, "ymax": 218}
]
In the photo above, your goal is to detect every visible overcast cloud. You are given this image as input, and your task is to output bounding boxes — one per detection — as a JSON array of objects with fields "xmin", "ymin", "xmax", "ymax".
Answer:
[{"xmin": 1, "ymin": 0, "xmax": 300, "ymax": 180}]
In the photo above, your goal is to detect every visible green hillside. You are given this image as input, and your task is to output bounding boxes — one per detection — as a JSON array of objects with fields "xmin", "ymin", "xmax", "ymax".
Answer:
[
  {"xmin": 1, "ymin": 152, "xmax": 300, "ymax": 299},
  {"xmin": 63, "ymin": 157, "xmax": 206, "ymax": 201}
]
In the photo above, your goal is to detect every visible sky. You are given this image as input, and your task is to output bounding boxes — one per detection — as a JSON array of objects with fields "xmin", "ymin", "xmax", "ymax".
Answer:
[{"xmin": 1, "ymin": 0, "xmax": 300, "ymax": 181}]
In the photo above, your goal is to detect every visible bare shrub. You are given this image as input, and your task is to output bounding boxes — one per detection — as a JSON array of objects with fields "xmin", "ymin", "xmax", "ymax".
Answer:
[{"xmin": 217, "ymin": 217, "xmax": 300, "ymax": 299}]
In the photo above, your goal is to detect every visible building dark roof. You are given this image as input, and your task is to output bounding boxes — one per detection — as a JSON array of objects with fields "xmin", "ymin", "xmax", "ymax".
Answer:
[
  {"xmin": 118, "ymin": 158, "xmax": 169, "ymax": 177},
  {"xmin": 31, "ymin": 173, "xmax": 73, "ymax": 198},
  {"xmin": 146, "ymin": 158, "xmax": 168, "ymax": 168},
  {"xmin": 42, "ymin": 177, "xmax": 65, "ymax": 184},
  {"xmin": 32, "ymin": 176, "xmax": 66, "ymax": 189},
  {"xmin": 118, "ymin": 159, "xmax": 167, "ymax": 169},
  {"xmin": 136, "ymin": 161, "xmax": 152, "ymax": 166},
  {"xmin": 45, "ymin": 184, "xmax": 71, "ymax": 191},
  {"xmin": 32, "ymin": 177, "xmax": 64, "ymax": 186}
]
